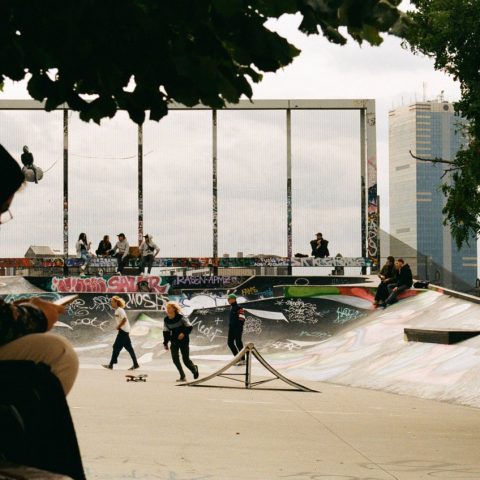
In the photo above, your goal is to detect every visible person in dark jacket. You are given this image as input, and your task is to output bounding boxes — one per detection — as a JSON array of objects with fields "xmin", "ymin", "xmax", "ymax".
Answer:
[
  {"xmin": 310, "ymin": 232, "xmax": 330, "ymax": 258},
  {"xmin": 96, "ymin": 235, "xmax": 112, "ymax": 256},
  {"xmin": 374, "ymin": 256, "xmax": 396, "ymax": 307},
  {"xmin": 0, "ymin": 143, "xmax": 78, "ymax": 394},
  {"xmin": 0, "ymin": 143, "xmax": 86, "ymax": 480},
  {"xmin": 163, "ymin": 301, "xmax": 199, "ymax": 382},
  {"xmin": 227, "ymin": 293, "xmax": 246, "ymax": 365},
  {"xmin": 383, "ymin": 258, "xmax": 413, "ymax": 308},
  {"xmin": 20, "ymin": 145, "xmax": 38, "ymax": 183}
]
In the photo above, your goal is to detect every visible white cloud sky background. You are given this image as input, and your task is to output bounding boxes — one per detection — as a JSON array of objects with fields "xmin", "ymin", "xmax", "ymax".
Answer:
[{"xmin": 0, "ymin": 2, "xmax": 462, "ymax": 260}]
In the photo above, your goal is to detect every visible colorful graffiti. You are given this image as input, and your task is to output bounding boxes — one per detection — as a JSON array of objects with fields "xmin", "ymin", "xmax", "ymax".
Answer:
[
  {"xmin": 51, "ymin": 276, "xmax": 170, "ymax": 294},
  {"xmin": 0, "ymin": 255, "xmax": 372, "ymax": 270}
]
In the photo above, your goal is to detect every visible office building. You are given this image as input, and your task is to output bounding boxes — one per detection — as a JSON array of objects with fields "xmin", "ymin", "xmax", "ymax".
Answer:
[{"xmin": 389, "ymin": 100, "xmax": 477, "ymax": 290}]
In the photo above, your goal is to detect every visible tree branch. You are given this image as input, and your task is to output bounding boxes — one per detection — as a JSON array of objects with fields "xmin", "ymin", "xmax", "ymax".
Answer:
[{"xmin": 409, "ymin": 150, "xmax": 456, "ymax": 165}]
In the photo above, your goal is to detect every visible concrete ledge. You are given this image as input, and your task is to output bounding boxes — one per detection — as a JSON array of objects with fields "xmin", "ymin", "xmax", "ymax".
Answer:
[{"xmin": 404, "ymin": 328, "xmax": 480, "ymax": 345}]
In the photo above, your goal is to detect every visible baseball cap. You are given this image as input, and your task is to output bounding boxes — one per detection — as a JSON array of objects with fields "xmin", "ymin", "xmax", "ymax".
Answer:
[{"xmin": 228, "ymin": 294, "xmax": 237, "ymax": 299}]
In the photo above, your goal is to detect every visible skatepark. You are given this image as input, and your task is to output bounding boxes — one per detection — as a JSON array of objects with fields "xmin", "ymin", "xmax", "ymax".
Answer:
[
  {"xmin": 1, "ymin": 99, "xmax": 479, "ymax": 479},
  {"xmin": 3, "ymin": 273, "xmax": 480, "ymax": 479}
]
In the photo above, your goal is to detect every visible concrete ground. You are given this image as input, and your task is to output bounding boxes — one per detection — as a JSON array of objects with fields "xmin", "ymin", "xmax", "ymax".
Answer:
[{"xmin": 69, "ymin": 362, "xmax": 480, "ymax": 480}]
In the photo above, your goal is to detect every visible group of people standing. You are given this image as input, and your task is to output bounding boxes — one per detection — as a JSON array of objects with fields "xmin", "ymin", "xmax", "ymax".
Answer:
[
  {"xmin": 75, "ymin": 232, "xmax": 159, "ymax": 274},
  {"xmin": 374, "ymin": 256, "xmax": 413, "ymax": 308}
]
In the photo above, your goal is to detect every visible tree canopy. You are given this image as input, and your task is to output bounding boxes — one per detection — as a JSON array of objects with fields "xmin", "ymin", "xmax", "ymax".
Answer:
[
  {"xmin": 406, "ymin": 0, "xmax": 480, "ymax": 248},
  {"xmin": 0, "ymin": 0, "xmax": 407, "ymax": 124}
]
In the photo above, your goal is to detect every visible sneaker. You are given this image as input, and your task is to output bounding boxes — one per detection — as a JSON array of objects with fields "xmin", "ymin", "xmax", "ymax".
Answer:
[
  {"xmin": 128, "ymin": 365, "xmax": 140, "ymax": 371},
  {"xmin": 176, "ymin": 377, "xmax": 187, "ymax": 383},
  {"xmin": 102, "ymin": 364, "xmax": 113, "ymax": 370},
  {"xmin": 193, "ymin": 365, "xmax": 199, "ymax": 379}
]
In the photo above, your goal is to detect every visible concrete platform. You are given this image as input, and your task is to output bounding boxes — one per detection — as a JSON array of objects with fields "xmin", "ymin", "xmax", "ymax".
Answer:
[{"xmin": 69, "ymin": 366, "xmax": 480, "ymax": 480}]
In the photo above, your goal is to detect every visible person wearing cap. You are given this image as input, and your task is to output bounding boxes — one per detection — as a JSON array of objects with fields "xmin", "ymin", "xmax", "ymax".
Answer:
[
  {"xmin": 111, "ymin": 233, "xmax": 130, "ymax": 274},
  {"xmin": 139, "ymin": 234, "xmax": 160, "ymax": 274},
  {"xmin": 310, "ymin": 232, "xmax": 330, "ymax": 258},
  {"xmin": 227, "ymin": 294, "xmax": 246, "ymax": 365},
  {"xmin": 0, "ymin": 144, "xmax": 85, "ymax": 479},
  {"xmin": 162, "ymin": 301, "xmax": 199, "ymax": 382}
]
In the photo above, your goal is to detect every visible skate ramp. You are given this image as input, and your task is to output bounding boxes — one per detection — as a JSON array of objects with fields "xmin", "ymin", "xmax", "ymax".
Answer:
[
  {"xmin": 52, "ymin": 287, "xmax": 378, "ymax": 362},
  {"xmin": 0, "ymin": 276, "xmax": 46, "ymax": 294},
  {"xmin": 4, "ymin": 275, "xmax": 480, "ymax": 408},
  {"xmin": 267, "ymin": 288, "xmax": 480, "ymax": 408}
]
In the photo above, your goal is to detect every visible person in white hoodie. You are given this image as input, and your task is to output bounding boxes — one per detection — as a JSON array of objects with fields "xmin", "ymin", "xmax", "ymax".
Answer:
[
  {"xmin": 139, "ymin": 234, "xmax": 160, "ymax": 274},
  {"xmin": 111, "ymin": 233, "xmax": 130, "ymax": 274}
]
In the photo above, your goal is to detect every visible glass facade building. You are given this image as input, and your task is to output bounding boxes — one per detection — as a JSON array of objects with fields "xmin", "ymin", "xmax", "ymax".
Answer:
[{"xmin": 389, "ymin": 101, "xmax": 477, "ymax": 289}]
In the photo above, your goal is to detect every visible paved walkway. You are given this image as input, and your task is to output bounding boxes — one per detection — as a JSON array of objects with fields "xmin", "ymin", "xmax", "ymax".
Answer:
[{"xmin": 69, "ymin": 364, "xmax": 480, "ymax": 480}]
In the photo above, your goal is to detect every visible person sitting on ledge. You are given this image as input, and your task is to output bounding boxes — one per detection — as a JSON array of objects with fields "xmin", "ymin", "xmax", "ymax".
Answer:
[
  {"xmin": 310, "ymin": 232, "xmax": 330, "ymax": 258},
  {"xmin": 383, "ymin": 258, "xmax": 413, "ymax": 308},
  {"xmin": 373, "ymin": 256, "xmax": 396, "ymax": 308}
]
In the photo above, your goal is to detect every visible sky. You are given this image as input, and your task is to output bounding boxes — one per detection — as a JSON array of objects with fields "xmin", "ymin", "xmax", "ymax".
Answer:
[{"xmin": 0, "ymin": 2, "xmax": 461, "ymax": 260}]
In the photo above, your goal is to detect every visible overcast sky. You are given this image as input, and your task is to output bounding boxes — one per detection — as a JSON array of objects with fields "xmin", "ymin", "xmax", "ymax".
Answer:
[{"xmin": 0, "ymin": 2, "xmax": 461, "ymax": 259}]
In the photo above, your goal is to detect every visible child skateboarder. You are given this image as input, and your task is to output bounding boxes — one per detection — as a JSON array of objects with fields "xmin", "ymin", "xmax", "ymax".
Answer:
[
  {"xmin": 102, "ymin": 296, "xmax": 139, "ymax": 370},
  {"xmin": 163, "ymin": 301, "xmax": 199, "ymax": 382}
]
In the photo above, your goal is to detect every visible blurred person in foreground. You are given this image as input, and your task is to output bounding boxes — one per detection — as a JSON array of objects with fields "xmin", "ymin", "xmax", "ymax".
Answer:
[{"xmin": 0, "ymin": 143, "xmax": 85, "ymax": 479}]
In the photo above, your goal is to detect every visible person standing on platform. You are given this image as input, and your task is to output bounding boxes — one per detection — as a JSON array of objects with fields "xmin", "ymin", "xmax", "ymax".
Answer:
[
  {"xmin": 102, "ymin": 296, "xmax": 139, "ymax": 370},
  {"xmin": 139, "ymin": 234, "xmax": 160, "ymax": 274},
  {"xmin": 163, "ymin": 301, "xmax": 199, "ymax": 383},
  {"xmin": 227, "ymin": 294, "xmax": 246, "ymax": 365}
]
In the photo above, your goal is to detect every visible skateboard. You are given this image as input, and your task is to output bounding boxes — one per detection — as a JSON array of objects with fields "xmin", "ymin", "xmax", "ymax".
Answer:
[{"xmin": 125, "ymin": 373, "xmax": 148, "ymax": 382}]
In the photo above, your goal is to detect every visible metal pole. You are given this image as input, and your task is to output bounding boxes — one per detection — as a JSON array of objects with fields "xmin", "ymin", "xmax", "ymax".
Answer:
[
  {"xmin": 212, "ymin": 109, "xmax": 218, "ymax": 275},
  {"xmin": 365, "ymin": 100, "xmax": 379, "ymax": 272},
  {"xmin": 360, "ymin": 109, "xmax": 367, "ymax": 274},
  {"xmin": 138, "ymin": 123, "xmax": 144, "ymax": 245},
  {"xmin": 287, "ymin": 108, "xmax": 292, "ymax": 275},
  {"xmin": 63, "ymin": 108, "xmax": 69, "ymax": 272},
  {"xmin": 245, "ymin": 349, "xmax": 251, "ymax": 388}
]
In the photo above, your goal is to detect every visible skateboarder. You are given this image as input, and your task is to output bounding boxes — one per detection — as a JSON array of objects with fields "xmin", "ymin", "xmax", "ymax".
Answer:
[
  {"xmin": 227, "ymin": 294, "xmax": 246, "ymax": 365},
  {"xmin": 102, "ymin": 296, "xmax": 139, "ymax": 370},
  {"xmin": 163, "ymin": 301, "xmax": 199, "ymax": 382}
]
